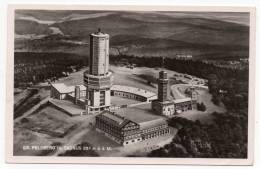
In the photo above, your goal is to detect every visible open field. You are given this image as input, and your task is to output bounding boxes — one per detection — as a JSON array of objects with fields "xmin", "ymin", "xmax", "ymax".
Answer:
[
  {"xmin": 13, "ymin": 103, "xmax": 96, "ymax": 156},
  {"xmin": 14, "ymin": 104, "xmax": 72, "ymax": 155}
]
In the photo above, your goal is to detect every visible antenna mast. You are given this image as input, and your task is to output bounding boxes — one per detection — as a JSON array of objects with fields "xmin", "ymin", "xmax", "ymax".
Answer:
[{"xmin": 161, "ymin": 56, "xmax": 165, "ymax": 70}]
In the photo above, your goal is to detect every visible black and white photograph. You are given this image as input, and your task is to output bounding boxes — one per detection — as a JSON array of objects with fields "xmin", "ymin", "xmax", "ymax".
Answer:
[{"xmin": 5, "ymin": 5, "xmax": 255, "ymax": 165}]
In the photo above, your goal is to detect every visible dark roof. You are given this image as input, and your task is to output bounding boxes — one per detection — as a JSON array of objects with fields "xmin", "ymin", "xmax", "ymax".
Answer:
[
  {"xmin": 139, "ymin": 118, "xmax": 167, "ymax": 130},
  {"xmin": 97, "ymin": 111, "xmax": 138, "ymax": 128}
]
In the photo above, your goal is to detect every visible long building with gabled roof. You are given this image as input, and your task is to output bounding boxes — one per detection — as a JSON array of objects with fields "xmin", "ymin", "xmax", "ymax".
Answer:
[
  {"xmin": 96, "ymin": 111, "xmax": 142, "ymax": 145},
  {"xmin": 95, "ymin": 111, "xmax": 170, "ymax": 145}
]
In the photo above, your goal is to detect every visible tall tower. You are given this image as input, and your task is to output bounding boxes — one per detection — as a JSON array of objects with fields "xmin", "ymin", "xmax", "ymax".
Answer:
[
  {"xmin": 190, "ymin": 86, "xmax": 197, "ymax": 109},
  {"xmin": 84, "ymin": 29, "xmax": 113, "ymax": 114},
  {"xmin": 158, "ymin": 71, "xmax": 168, "ymax": 102}
]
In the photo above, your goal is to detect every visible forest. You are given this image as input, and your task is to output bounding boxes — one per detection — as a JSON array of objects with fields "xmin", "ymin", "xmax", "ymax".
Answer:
[{"xmin": 14, "ymin": 52, "xmax": 86, "ymax": 88}]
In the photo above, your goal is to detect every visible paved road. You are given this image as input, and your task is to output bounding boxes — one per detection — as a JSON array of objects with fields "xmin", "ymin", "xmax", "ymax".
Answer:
[{"xmin": 170, "ymin": 84, "xmax": 208, "ymax": 99}]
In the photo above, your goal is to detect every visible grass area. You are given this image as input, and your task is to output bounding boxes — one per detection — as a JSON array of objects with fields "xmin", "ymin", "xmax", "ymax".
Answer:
[
  {"xmin": 14, "ymin": 89, "xmax": 39, "ymax": 118},
  {"xmin": 14, "ymin": 89, "xmax": 38, "ymax": 108},
  {"xmin": 25, "ymin": 106, "xmax": 76, "ymax": 136},
  {"xmin": 13, "ymin": 105, "xmax": 80, "ymax": 156},
  {"xmin": 197, "ymin": 88, "xmax": 226, "ymax": 114},
  {"xmin": 14, "ymin": 88, "xmax": 50, "ymax": 119}
]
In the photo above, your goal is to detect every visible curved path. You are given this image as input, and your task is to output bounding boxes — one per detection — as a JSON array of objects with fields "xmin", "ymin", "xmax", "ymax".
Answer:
[{"xmin": 170, "ymin": 83, "xmax": 208, "ymax": 99}]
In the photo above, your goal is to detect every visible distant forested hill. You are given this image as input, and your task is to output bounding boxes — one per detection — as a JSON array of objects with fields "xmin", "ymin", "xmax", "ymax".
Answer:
[{"xmin": 14, "ymin": 11, "xmax": 249, "ymax": 59}]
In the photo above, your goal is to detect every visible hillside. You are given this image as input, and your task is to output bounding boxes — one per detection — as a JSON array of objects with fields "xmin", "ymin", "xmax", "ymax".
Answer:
[{"xmin": 14, "ymin": 11, "xmax": 249, "ymax": 59}]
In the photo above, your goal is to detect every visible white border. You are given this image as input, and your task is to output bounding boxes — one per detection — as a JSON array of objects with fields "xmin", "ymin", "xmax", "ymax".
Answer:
[{"xmin": 5, "ymin": 4, "xmax": 256, "ymax": 165}]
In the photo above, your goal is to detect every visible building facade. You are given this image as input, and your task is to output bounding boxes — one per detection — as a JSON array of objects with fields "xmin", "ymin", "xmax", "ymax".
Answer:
[
  {"xmin": 111, "ymin": 85, "xmax": 157, "ymax": 103},
  {"xmin": 139, "ymin": 118, "xmax": 170, "ymax": 141},
  {"xmin": 84, "ymin": 29, "xmax": 113, "ymax": 114},
  {"xmin": 50, "ymin": 83, "xmax": 157, "ymax": 112},
  {"xmin": 158, "ymin": 71, "xmax": 169, "ymax": 102},
  {"xmin": 50, "ymin": 83, "xmax": 86, "ymax": 100},
  {"xmin": 152, "ymin": 100, "xmax": 176, "ymax": 116},
  {"xmin": 95, "ymin": 111, "xmax": 170, "ymax": 145},
  {"xmin": 96, "ymin": 111, "xmax": 142, "ymax": 145}
]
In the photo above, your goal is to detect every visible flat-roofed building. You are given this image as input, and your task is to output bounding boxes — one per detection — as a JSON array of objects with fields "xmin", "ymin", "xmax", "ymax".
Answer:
[
  {"xmin": 111, "ymin": 85, "xmax": 157, "ymax": 102},
  {"xmin": 50, "ymin": 83, "xmax": 86, "ymax": 100},
  {"xmin": 50, "ymin": 83, "xmax": 157, "ymax": 112}
]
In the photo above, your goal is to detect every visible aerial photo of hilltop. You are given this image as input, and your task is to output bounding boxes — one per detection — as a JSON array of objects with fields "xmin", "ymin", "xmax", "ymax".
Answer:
[{"xmin": 13, "ymin": 10, "xmax": 250, "ymax": 159}]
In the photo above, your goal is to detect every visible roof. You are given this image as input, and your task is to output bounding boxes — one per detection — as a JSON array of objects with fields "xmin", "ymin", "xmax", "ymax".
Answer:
[
  {"xmin": 90, "ymin": 32, "xmax": 109, "ymax": 38},
  {"xmin": 51, "ymin": 83, "xmax": 70, "ymax": 93},
  {"xmin": 173, "ymin": 97, "xmax": 192, "ymax": 104},
  {"xmin": 102, "ymin": 112, "xmax": 125, "ymax": 124},
  {"xmin": 111, "ymin": 85, "xmax": 156, "ymax": 98},
  {"xmin": 97, "ymin": 111, "xmax": 134, "ymax": 128},
  {"xmin": 116, "ymin": 104, "xmax": 163, "ymax": 123},
  {"xmin": 139, "ymin": 118, "xmax": 167, "ymax": 130},
  {"xmin": 51, "ymin": 83, "xmax": 86, "ymax": 94},
  {"xmin": 153, "ymin": 99, "xmax": 173, "ymax": 104}
]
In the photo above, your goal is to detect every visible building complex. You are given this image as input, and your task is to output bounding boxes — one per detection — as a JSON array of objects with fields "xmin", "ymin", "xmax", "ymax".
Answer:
[
  {"xmin": 49, "ymin": 29, "xmax": 198, "ymax": 145},
  {"xmin": 50, "ymin": 84, "xmax": 157, "ymax": 110}
]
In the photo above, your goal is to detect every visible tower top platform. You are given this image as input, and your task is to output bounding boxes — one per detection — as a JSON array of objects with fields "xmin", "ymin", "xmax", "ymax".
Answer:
[{"xmin": 90, "ymin": 28, "xmax": 109, "ymax": 37}]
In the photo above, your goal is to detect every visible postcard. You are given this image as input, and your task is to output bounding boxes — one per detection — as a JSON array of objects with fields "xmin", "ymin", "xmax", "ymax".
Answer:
[{"xmin": 6, "ymin": 4, "xmax": 256, "ymax": 165}]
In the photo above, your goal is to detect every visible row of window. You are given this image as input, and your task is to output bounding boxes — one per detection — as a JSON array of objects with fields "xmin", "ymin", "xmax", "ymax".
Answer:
[
  {"xmin": 89, "ymin": 106, "xmax": 108, "ymax": 112},
  {"xmin": 114, "ymin": 91, "xmax": 147, "ymax": 101},
  {"xmin": 142, "ymin": 125, "xmax": 167, "ymax": 133},
  {"xmin": 124, "ymin": 134, "xmax": 141, "ymax": 140},
  {"xmin": 96, "ymin": 122, "xmax": 121, "ymax": 139},
  {"xmin": 124, "ymin": 138, "xmax": 141, "ymax": 145},
  {"xmin": 142, "ymin": 129, "xmax": 170, "ymax": 139},
  {"xmin": 123, "ymin": 125, "xmax": 139, "ymax": 131}
]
